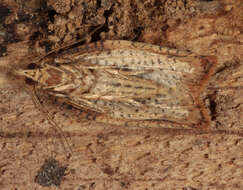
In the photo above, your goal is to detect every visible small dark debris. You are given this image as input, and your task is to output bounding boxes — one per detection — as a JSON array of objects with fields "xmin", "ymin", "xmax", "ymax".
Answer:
[
  {"xmin": 90, "ymin": 182, "xmax": 96, "ymax": 188},
  {"xmin": 0, "ymin": 44, "xmax": 7, "ymax": 57},
  {"xmin": 66, "ymin": 105, "xmax": 73, "ymax": 110},
  {"xmin": 0, "ymin": 5, "xmax": 10, "ymax": 23},
  {"xmin": 209, "ymin": 96, "xmax": 217, "ymax": 120},
  {"xmin": 161, "ymin": 24, "xmax": 169, "ymax": 31},
  {"xmin": 38, "ymin": 20, "xmax": 49, "ymax": 32},
  {"xmin": 5, "ymin": 24, "xmax": 19, "ymax": 43},
  {"xmin": 120, "ymin": 181, "xmax": 130, "ymax": 188},
  {"xmin": 204, "ymin": 153, "xmax": 209, "ymax": 158},
  {"xmin": 39, "ymin": 0, "xmax": 53, "ymax": 12},
  {"xmin": 25, "ymin": 77, "xmax": 36, "ymax": 85},
  {"xmin": 90, "ymin": 24, "xmax": 107, "ymax": 42},
  {"xmin": 27, "ymin": 63, "xmax": 38, "ymax": 69},
  {"xmin": 17, "ymin": 11, "xmax": 33, "ymax": 22},
  {"xmin": 35, "ymin": 159, "xmax": 66, "ymax": 187},
  {"xmin": 101, "ymin": 164, "xmax": 114, "ymax": 176},
  {"xmin": 182, "ymin": 187, "xmax": 199, "ymax": 190},
  {"xmin": 29, "ymin": 31, "xmax": 41, "ymax": 41},
  {"xmin": 78, "ymin": 185, "xmax": 86, "ymax": 190},
  {"xmin": 40, "ymin": 40, "xmax": 53, "ymax": 52},
  {"xmin": 48, "ymin": 10, "xmax": 57, "ymax": 23},
  {"xmin": 133, "ymin": 26, "xmax": 143, "ymax": 41}
]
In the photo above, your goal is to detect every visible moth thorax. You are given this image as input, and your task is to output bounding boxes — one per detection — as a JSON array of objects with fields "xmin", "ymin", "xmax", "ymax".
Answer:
[
  {"xmin": 40, "ymin": 67, "xmax": 64, "ymax": 87},
  {"xmin": 76, "ymin": 69, "xmax": 96, "ymax": 92}
]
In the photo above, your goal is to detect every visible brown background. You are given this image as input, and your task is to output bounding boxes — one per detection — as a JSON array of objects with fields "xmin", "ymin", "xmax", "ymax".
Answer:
[{"xmin": 0, "ymin": 0, "xmax": 243, "ymax": 189}]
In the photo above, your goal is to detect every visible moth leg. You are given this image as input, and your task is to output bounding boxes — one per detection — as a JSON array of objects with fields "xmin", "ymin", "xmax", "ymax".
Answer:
[
  {"xmin": 28, "ymin": 85, "xmax": 73, "ymax": 156},
  {"xmin": 83, "ymin": 94, "xmax": 144, "ymax": 107},
  {"xmin": 100, "ymin": 69, "xmax": 149, "ymax": 83},
  {"xmin": 64, "ymin": 98, "xmax": 106, "ymax": 113},
  {"xmin": 67, "ymin": 90, "xmax": 144, "ymax": 112},
  {"xmin": 104, "ymin": 68, "xmax": 153, "ymax": 77},
  {"xmin": 54, "ymin": 57, "xmax": 73, "ymax": 64},
  {"xmin": 118, "ymin": 69, "xmax": 154, "ymax": 76}
]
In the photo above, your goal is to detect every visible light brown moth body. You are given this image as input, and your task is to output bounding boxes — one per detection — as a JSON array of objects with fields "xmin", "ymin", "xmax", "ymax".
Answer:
[{"xmin": 16, "ymin": 40, "xmax": 218, "ymax": 130}]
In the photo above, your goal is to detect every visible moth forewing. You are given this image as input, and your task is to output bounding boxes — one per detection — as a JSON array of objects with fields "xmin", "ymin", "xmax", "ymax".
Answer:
[{"xmin": 16, "ymin": 40, "xmax": 217, "ymax": 129}]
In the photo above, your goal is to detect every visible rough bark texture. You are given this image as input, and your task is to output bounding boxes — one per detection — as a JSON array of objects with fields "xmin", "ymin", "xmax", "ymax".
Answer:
[{"xmin": 0, "ymin": 0, "xmax": 242, "ymax": 189}]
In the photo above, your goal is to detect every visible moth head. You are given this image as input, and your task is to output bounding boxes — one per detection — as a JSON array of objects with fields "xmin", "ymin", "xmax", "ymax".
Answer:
[
  {"xmin": 14, "ymin": 68, "xmax": 41, "ymax": 83},
  {"xmin": 14, "ymin": 65, "xmax": 63, "ymax": 88}
]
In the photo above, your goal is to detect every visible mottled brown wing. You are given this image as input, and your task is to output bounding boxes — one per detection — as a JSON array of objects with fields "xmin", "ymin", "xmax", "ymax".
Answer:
[
  {"xmin": 45, "ymin": 40, "xmax": 217, "ymax": 127},
  {"xmin": 19, "ymin": 40, "xmax": 217, "ymax": 128}
]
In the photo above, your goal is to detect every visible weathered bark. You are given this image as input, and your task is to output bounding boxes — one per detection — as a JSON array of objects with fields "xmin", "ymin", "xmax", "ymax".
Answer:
[{"xmin": 0, "ymin": 0, "xmax": 242, "ymax": 189}]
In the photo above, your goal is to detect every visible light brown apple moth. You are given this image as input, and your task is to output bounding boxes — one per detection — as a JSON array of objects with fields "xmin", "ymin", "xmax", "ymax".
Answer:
[{"xmin": 16, "ymin": 40, "xmax": 218, "ymax": 130}]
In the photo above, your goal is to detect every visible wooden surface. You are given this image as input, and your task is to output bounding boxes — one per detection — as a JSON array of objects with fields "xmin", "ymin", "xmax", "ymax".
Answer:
[{"xmin": 0, "ymin": 0, "xmax": 243, "ymax": 189}]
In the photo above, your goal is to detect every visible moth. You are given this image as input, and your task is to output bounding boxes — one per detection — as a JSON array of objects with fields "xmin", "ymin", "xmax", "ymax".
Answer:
[{"xmin": 15, "ymin": 40, "xmax": 218, "ymax": 130}]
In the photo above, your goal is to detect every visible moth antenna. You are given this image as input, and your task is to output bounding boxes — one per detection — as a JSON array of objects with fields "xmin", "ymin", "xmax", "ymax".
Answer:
[
  {"xmin": 33, "ymin": 24, "xmax": 105, "ymax": 64},
  {"xmin": 26, "ymin": 84, "xmax": 73, "ymax": 158}
]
